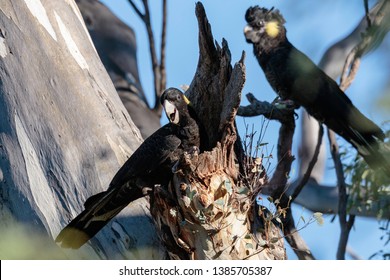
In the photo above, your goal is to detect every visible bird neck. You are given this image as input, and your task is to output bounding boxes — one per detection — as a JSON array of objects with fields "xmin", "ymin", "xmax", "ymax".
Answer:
[
  {"xmin": 178, "ymin": 106, "xmax": 205, "ymax": 149},
  {"xmin": 254, "ymin": 28, "xmax": 288, "ymax": 55},
  {"xmin": 179, "ymin": 114, "xmax": 196, "ymax": 128},
  {"xmin": 254, "ymin": 32, "xmax": 291, "ymax": 69},
  {"xmin": 177, "ymin": 114, "xmax": 200, "ymax": 147}
]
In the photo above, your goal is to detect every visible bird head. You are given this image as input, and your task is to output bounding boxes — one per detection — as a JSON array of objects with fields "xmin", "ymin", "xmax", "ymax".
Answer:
[
  {"xmin": 161, "ymin": 88, "xmax": 191, "ymax": 125},
  {"xmin": 244, "ymin": 6, "xmax": 286, "ymax": 43}
]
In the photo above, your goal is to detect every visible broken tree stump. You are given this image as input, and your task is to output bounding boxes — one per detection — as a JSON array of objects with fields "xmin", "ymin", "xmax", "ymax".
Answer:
[{"xmin": 151, "ymin": 2, "xmax": 286, "ymax": 260}]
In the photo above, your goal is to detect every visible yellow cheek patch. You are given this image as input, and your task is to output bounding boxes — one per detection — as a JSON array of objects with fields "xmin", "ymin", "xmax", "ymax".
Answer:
[
  {"xmin": 265, "ymin": 21, "xmax": 280, "ymax": 38},
  {"xmin": 182, "ymin": 94, "xmax": 191, "ymax": 105}
]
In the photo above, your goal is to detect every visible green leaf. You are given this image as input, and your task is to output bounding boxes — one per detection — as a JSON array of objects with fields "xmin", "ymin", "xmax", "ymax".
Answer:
[
  {"xmin": 257, "ymin": 142, "xmax": 268, "ymax": 147},
  {"xmin": 245, "ymin": 243, "xmax": 254, "ymax": 249},
  {"xmin": 196, "ymin": 211, "xmax": 206, "ymax": 223},
  {"xmin": 270, "ymin": 237, "xmax": 279, "ymax": 243},
  {"xmin": 237, "ymin": 187, "xmax": 249, "ymax": 195},
  {"xmin": 214, "ymin": 198, "xmax": 225, "ymax": 206},
  {"xmin": 361, "ymin": 169, "xmax": 370, "ymax": 180},
  {"xmin": 224, "ymin": 179, "xmax": 233, "ymax": 195},
  {"xmin": 188, "ymin": 190, "xmax": 197, "ymax": 200}
]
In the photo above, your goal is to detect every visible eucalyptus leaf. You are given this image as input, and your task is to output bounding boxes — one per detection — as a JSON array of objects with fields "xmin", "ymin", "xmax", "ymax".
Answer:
[{"xmin": 224, "ymin": 179, "xmax": 233, "ymax": 195}]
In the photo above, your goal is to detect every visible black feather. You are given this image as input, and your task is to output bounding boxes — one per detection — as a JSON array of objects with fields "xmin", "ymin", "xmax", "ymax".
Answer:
[
  {"xmin": 56, "ymin": 88, "xmax": 201, "ymax": 248},
  {"xmin": 244, "ymin": 6, "xmax": 389, "ymax": 175}
]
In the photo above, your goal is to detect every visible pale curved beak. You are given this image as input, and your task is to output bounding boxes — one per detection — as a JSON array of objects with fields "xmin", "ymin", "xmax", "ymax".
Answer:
[
  {"xmin": 244, "ymin": 24, "xmax": 263, "ymax": 43},
  {"xmin": 163, "ymin": 100, "xmax": 179, "ymax": 124},
  {"xmin": 243, "ymin": 25, "xmax": 253, "ymax": 34}
]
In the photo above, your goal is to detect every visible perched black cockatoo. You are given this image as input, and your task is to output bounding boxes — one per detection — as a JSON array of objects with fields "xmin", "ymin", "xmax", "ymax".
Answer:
[
  {"xmin": 244, "ymin": 6, "xmax": 389, "ymax": 174},
  {"xmin": 56, "ymin": 88, "xmax": 201, "ymax": 248}
]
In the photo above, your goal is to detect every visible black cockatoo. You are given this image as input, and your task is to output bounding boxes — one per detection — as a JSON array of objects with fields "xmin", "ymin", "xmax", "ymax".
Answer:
[
  {"xmin": 244, "ymin": 6, "xmax": 389, "ymax": 174},
  {"xmin": 56, "ymin": 88, "xmax": 201, "ymax": 248}
]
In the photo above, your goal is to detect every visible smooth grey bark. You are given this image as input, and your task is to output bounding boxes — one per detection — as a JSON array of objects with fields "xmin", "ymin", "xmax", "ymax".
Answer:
[
  {"xmin": 76, "ymin": 0, "xmax": 161, "ymax": 139},
  {"xmin": 0, "ymin": 0, "xmax": 165, "ymax": 259}
]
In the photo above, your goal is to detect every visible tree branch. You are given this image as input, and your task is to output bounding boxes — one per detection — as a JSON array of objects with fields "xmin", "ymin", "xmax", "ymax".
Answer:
[
  {"xmin": 339, "ymin": 57, "xmax": 361, "ymax": 91},
  {"xmin": 286, "ymin": 178, "xmax": 390, "ymax": 217},
  {"xmin": 238, "ymin": 93, "xmax": 294, "ymax": 123},
  {"xmin": 244, "ymin": 98, "xmax": 316, "ymax": 259},
  {"xmin": 268, "ymin": 119, "xmax": 295, "ymax": 199},
  {"xmin": 319, "ymin": 0, "xmax": 389, "ymax": 79},
  {"xmin": 328, "ymin": 129, "xmax": 355, "ymax": 260},
  {"xmin": 78, "ymin": 0, "xmax": 161, "ymax": 139},
  {"xmin": 330, "ymin": 41, "xmax": 359, "ymax": 259},
  {"xmin": 142, "ymin": 0, "xmax": 161, "ymax": 110},
  {"xmin": 237, "ymin": 63, "xmax": 316, "ymax": 259},
  {"xmin": 364, "ymin": 0, "xmax": 372, "ymax": 28},
  {"xmin": 151, "ymin": 3, "xmax": 286, "ymax": 260},
  {"xmin": 293, "ymin": 0, "xmax": 390, "ymax": 220},
  {"xmin": 127, "ymin": 0, "xmax": 144, "ymax": 19},
  {"xmin": 291, "ymin": 124, "xmax": 323, "ymax": 201},
  {"xmin": 340, "ymin": 0, "xmax": 390, "ymax": 89},
  {"xmin": 270, "ymin": 117, "xmax": 315, "ymax": 260},
  {"xmin": 159, "ymin": 0, "xmax": 167, "ymax": 99},
  {"xmin": 327, "ymin": 1, "xmax": 390, "ymax": 256},
  {"xmin": 128, "ymin": 0, "xmax": 167, "ymax": 117}
]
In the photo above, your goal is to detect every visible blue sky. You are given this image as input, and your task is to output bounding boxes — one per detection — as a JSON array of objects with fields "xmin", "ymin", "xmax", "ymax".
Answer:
[{"xmin": 100, "ymin": 0, "xmax": 389, "ymax": 259}]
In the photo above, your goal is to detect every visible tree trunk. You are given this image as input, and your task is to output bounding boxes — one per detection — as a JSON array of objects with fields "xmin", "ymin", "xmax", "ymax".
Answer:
[
  {"xmin": 151, "ymin": 3, "xmax": 286, "ymax": 260},
  {"xmin": 76, "ymin": 0, "xmax": 161, "ymax": 139},
  {"xmin": 0, "ymin": 0, "xmax": 165, "ymax": 259},
  {"xmin": 0, "ymin": 0, "xmax": 286, "ymax": 260}
]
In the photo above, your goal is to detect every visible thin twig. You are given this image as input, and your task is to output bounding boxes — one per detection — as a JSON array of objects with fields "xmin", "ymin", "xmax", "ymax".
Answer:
[
  {"xmin": 327, "ymin": 128, "xmax": 356, "ymax": 260},
  {"xmin": 364, "ymin": 0, "xmax": 372, "ymax": 28},
  {"xmin": 241, "ymin": 92, "xmax": 314, "ymax": 259},
  {"xmin": 283, "ymin": 221, "xmax": 315, "ymax": 260},
  {"xmin": 331, "ymin": 56, "xmax": 357, "ymax": 259},
  {"xmin": 159, "ymin": 0, "xmax": 167, "ymax": 106},
  {"xmin": 128, "ymin": 0, "xmax": 167, "ymax": 117},
  {"xmin": 142, "ymin": 0, "xmax": 161, "ymax": 106},
  {"xmin": 319, "ymin": 1, "xmax": 386, "ymax": 79},
  {"xmin": 268, "ymin": 110, "xmax": 295, "ymax": 199},
  {"xmin": 291, "ymin": 124, "xmax": 323, "ymax": 201},
  {"xmin": 127, "ymin": 0, "xmax": 144, "ymax": 19},
  {"xmin": 339, "ymin": 55, "xmax": 361, "ymax": 91},
  {"xmin": 340, "ymin": 0, "xmax": 390, "ymax": 89},
  {"xmin": 266, "ymin": 107, "xmax": 314, "ymax": 259},
  {"xmin": 327, "ymin": 1, "xmax": 390, "ymax": 257}
]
